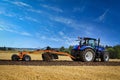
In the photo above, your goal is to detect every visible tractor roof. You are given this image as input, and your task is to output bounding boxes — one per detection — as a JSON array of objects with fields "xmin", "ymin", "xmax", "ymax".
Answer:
[
  {"xmin": 83, "ymin": 37, "xmax": 97, "ymax": 41},
  {"xmin": 78, "ymin": 37, "xmax": 98, "ymax": 41}
]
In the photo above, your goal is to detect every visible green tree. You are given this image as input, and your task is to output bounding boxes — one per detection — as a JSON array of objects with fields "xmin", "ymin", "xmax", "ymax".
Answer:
[
  {"xmin": 113, "ymin": 45, "xmax": 120, "ymax": 59},
  {"xmin": 107, "ymin": 45, "xmax": 120, "ymax": 59},
  {"xmin": 59, "ymin": 46, "xmax": 73, "ymax": 54},
  {"xmin": 59, "ymin": 46, "xmax": 65, "ymax": 52},
  {"xmin": 107, "ymin": 47, "xmax": 116, "ymax": 59},
  {"xmin": 67, "ymin": 46, "xmax": 73, "ymax": 53}
]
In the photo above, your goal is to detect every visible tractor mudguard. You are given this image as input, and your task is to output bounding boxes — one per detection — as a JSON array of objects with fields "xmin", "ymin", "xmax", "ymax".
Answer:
[
  {"xmin": 95, "ymin": 46, "xmax": 105, "ymax": 52},
  {"xmin": 80, "ymin": 46, "xmax": 94, "ymax": 51}
]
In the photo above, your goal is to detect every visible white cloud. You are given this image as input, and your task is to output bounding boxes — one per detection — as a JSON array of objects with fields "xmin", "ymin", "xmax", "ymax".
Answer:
[
  {"xmin": 50, "ymin": 16, "xmax": 85, "ymax": 30},
  {"xmin": 27, "ymin": 8, "xmax": 42, "ymax": 14},
  {"xmin": 96, "ymin": 9, "xmax": 109, "ymax": 22},
  {"xmin": 11, "ymin": 1, "xmax": 32, "ymax": 8},
  {"xmin": 0, "ymin": 8, "xmax": 16, "ymax": 17},
  {"xmin": 41, "ymin": 4, "xmax": 63, "ymax": 13},
  {"xmin": 17, "ymin": 15, "xmax": 39, "ymax": 23},
  {"xmin": 41, "ymin": 36, "xmax": 47, "ymax": 39},
  {"xmin": 59, "ymin": 31, "xmax": 64, "ymax": 36},
  {"xmin": 63, "ymin": 36, "xmax": 78, "ymax": 46},
  {"xmin": 0, "ymin": 22, "xmax": 32, "ymax": 37},
  {"xmin": 58, "ymin": 31, "xmax": 78, "ymax": 46},
  {"xmin": 1, "ymin": 1, "xmax": 40, "ymax": 23},
  {"xmin": 36, "ymin": 31, "xmax": 63, "ymax": 42},
  {"xmin": 50, "ymin": 16, "xmax": 72, "ymax": 25},
  {"xmin": 0, "ymin": 25, "xmax": 14, "ymax": 32},
  {"xmin": 50, "ymin": 38, "xmax": 60, "ymax": 42},
  {"xmin": 21, "ymin": 32, "xmax": 32, "ymax": 36},
  {"xmin": 73, "ymin": 6, "xmax": 85, "ymax": 12},
  {"xmin": 50, "ymin": 16, "xmax": 96, "ymax": 38},
  {"xmin": 24, "ymin": 16, "xmax": 39, "ymax": 23},
  {"xmin": 52, "ymin": 17, "xmax": 71, "ymax": 24},
  {"xmin": 0, "ymin": 28, "xmax": 3, "ymax": 31}
]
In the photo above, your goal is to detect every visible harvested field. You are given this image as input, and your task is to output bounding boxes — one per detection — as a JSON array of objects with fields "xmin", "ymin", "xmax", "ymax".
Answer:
[{"xmin": 0, "ymin": 65, "xmax": 120, "ymax": 80}]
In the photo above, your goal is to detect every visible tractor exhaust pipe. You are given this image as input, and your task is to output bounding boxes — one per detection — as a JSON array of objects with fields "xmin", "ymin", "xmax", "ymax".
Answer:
[{"xmin": 98, "ymin": 38, "xmax": 100, "ymax": 47}]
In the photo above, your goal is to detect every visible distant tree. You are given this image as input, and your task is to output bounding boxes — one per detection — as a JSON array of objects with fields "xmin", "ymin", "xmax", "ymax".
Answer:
[
  {"xmin": 59, "ymin": 46, "xmax": 73, "ymax": 54},
  {"xmin": 107, "ymin": 45, "xmax": 120, "ymax": 59},
  {"xmin": 113, "ymin": 45, "xmax": 120, "ymax": 59},
  {"xmin": 46, "ymin": 46, "xmax": 51, "ymax": 50},
  {"xmin": 107, "ymin": 47, "xmax": 116, "ymax": 59},
  {"xmin": 0, "ymin": 47, "xmax": 6, "ymax": 51},
  {"xmin": 8, "ymin": 47, "xmax": 13, "ymax": 50},
  {"xmin": 59, "ymin": 46, "xmax": 65, "ymax": 52},
  {"xmin": 68, "ymin": 46, "xmax": 73, "ymax": 50},
  {"xmin": 105, "ymin": 45, "xmax": 109, "ymax": 48},
  {"xmin": 67, "ymin": 46, "xmax": 73, "ymax": 53},
  {"xmin": 3, "ymin": 46, "xmax": 6, "ymax": 50}
]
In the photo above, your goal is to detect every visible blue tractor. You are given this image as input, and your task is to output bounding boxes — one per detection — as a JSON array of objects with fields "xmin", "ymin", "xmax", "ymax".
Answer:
[{"xmin": 71, "ymin": 37, "xmax": 109, "ymax": 62}]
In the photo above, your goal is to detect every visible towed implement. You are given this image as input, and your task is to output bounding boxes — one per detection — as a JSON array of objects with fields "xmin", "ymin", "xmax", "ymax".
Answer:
[
  {"xmin": 11, "ymin": 37, "xmax": 109, "ymax": 62},
  {"xmin": 11, "ymin": 48, "xmax": 75, "ymax": 61}
]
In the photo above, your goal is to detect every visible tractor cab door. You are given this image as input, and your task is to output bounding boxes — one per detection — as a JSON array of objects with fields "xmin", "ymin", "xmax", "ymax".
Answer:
[
  {"xmin": 82, "ymin": 39, "xmax": 96, "ymax": 48},
  {"xmin": 88, "ymin": 40, "xmax": 97, "ymax": 48}
]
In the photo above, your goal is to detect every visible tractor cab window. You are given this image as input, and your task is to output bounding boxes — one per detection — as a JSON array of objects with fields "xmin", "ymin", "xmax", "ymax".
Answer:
[
  {"xmin": 88, "ymin": 40, "xmax": 96, "ymax": 47},
  {"xmin": 81, "ymin": 39, "xmax": 96, "ymax": 47},
  {"xmin": 79, "ymin": 38, "xmax": 97, "ymax": 48},
  {"xmin": 81, "ymin": 39, "xmax": 88, "ymax": 45}
]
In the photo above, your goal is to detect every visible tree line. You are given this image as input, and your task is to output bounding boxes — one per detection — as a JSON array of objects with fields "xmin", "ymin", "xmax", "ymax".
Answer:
[
  {"xmin": 0, "ymin": 47, "xmax": 14, "ymax": 51},
  {"xmin": 106, "ymin": 45, "xmax": 120, "ymax": 59}
]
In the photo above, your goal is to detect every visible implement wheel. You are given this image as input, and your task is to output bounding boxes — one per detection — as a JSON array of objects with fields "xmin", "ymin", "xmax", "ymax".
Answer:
[
  {"xmin": 22, "ymin": 55, "xmax": 31, "ymax": 61},
  {"xmin": 42, "ymin": 53, "xmax": 52, "ymax": 61},
  {"xmin": 11, "ymin": 54, "xmax": 20, "ymax": 61}
]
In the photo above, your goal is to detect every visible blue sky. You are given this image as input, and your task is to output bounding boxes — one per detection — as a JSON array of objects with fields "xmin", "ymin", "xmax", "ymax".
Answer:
[{"xmin": 0, "ymin": 0, "xmax": 120, "ymax": 48}]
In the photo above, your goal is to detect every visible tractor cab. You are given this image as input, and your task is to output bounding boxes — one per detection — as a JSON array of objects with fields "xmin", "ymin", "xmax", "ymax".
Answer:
[
  {"xmin": 74, "ymin": 37, "xmax": 104, "ymax": 51},
  {"xmin": 78, "ymin": 37, "xmax": 98, "ymax": 47}
]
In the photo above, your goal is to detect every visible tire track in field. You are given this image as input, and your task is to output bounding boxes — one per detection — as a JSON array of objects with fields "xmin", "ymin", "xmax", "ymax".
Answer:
[{"xmin": 0, "ymin": 60, "xmax": 120, "ymax": 66}]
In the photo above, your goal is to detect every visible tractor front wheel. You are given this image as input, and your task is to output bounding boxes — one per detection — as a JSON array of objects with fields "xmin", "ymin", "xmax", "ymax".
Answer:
[
  {"xmin": 101, "ymin": 52, "xmax": 109, "ymax": 62},
  {"xmin": 80, "ymin": 49, "xmax": 95, "ymax": 62}
]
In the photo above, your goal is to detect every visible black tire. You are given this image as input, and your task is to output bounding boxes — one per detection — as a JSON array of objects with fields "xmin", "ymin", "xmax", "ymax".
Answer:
[
  {"xmin": 51, "ymin": 54, "xmax": 58, "ymax": 59},
  {"xmin": 22, "ymin": 55, "xmax": 31, "ymax": 61},
  {"xmin": 11, "ymin": 54, "xmax": 20, "ymax": 61},
  {"xmin": 80, "ymin": 49, "xmax": 95, "ymax": 62},
  {"xmin": 42, "ymin": 53, "xmax": 52, "ymax": 61},
  {"xmin": 101, "ymin": 51, "xmax": 109, "ymax": 62}
]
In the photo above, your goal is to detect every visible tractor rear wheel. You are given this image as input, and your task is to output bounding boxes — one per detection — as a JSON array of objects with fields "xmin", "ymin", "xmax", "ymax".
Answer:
[
  {"xmin": 101, "ymin": 51, "xmax": 109, "ymax": 62},
  {"xmin": 42, "ymin": 53, "xmax": 52, "ymax": 61},
  {"xmin": 11, "ymin": 54, "xmax": 20, "ymax": 61},
  {"xmin": 80, "ymin": 49, "xmax": 95, "ymax": 62},
  {"xmin": 22, "ymin": 55, "xmax": 31, "ymax": 61}
]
